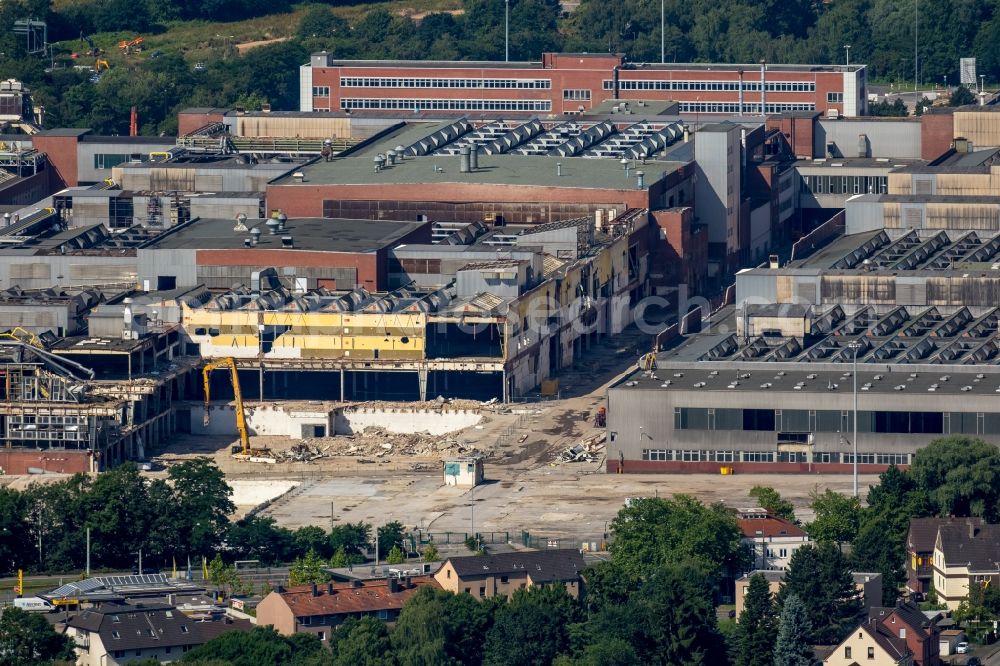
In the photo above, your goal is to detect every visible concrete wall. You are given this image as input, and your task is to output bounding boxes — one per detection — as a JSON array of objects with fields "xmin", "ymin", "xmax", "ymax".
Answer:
[
  {"xmin": 192, "ymin": 402, "xmax": 482, "ymax": 438},
  {"xmin": 816, "ymin": 119, "xmax": 921, "ymax": 159},
  {"xmin": 1, "ymin": 255, "xmax": 137, "ymax": 290},
  {"xmin": 336, "ymin": 408, "xmax": 481, "ymax": 435},
  {"xmin": 137, "ymin": 247, "xmax": 198, "ymax": 290}
]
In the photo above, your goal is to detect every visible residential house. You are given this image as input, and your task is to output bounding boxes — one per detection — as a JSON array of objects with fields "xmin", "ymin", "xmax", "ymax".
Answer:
[
  {"xmin": 931, "ymin": 520, "xmax": 1000, "ymax": 610},
  {"xmin": 906, "ymin": 517, "xmax": 982, "ymax": 597},
  {"xmin": 869, "ymin": 600, "xmax": 942, "ymax": 666},
  {"xmin": 256, "ymin": 576, "xmax": 437, "ymax": 641},
  {"xmin": 824, "ymin": 619, "xmax": 914, "ymax": 666},
  {"xmin": 737, "ymin": 509, "xmax": 810, "ymax": 570},
  {"xmin": 433, "ymin": 549, "xmax": 586, "ymax": 600},
  {"xmin": 62, "ymin": 602, "xmax": 249, "ymax": 666},
  {"xmin": 735, "ymin": 570, "xmax": 882, "ymax": 618}
]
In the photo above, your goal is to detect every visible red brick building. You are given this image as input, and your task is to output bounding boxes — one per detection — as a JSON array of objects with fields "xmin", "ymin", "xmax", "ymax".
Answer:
[{"xmin": 301, "ymin": 52, "xmax": 868, "ymax": 117}]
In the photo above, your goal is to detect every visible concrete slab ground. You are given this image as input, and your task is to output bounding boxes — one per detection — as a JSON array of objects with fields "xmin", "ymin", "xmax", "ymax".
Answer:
[{"xmin": 147, "ymin": 325, "xmax": 882, "ymax": 541}]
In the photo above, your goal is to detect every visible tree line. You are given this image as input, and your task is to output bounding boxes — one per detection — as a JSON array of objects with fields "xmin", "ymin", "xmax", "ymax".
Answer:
[
  {"xmin": 2, "ymin": 0, "xmax": 998, "ymax": 137},
  {"xmin": 0, "ymin": 458, "xmax": 411, "ymax": 575}
]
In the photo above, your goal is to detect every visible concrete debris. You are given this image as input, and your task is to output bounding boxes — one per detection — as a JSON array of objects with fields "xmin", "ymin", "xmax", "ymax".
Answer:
[
  {"xmin": 262, "ymin": 425, "xmax": 490, "ymax": 463},
  {"xmin": 560, "ymin": 432, "xmax": 606, "ymax": 463}
]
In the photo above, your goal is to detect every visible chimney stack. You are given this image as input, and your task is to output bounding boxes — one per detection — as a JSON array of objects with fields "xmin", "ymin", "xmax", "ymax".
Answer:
[
  {"xmin": 470, "ymin": 145, "xmax": 479, "ymax": 170},
  {"xmin": 311, "ymin": 582, "xmax": 318, "ymax": 597},
  {"xmin": 460, "ymin": 145, "xmax": 471, "ymax": 173}
]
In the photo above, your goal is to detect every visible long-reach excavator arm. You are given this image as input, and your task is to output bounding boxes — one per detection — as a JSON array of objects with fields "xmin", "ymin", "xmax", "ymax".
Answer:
[{"xmin": 202, "ymin": 357, "xmax": 250, "ymax": 456}]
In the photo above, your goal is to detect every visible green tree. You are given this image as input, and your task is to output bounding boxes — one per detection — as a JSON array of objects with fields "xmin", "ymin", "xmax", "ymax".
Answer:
[
  {"xmin": 950, "ymin": 85, "xmax": 977, "ymax": 106},
  {"xmin": 570, "ymin": 562, "xmax": 725, "ymax": 665},
  {"xmin": 207, "ymin": 553, "xmax": 238, "ymax": 596},
  {"xmin": 297, "ymin": 5, "xmax": 348, "ymax": 39},
  {"xmin": 777, "ymin": 543, "xmax": 862, "ymax": 645},
  {"xmin": 772, "ymin": 594, "xmax": 812, "ymax": 666},
  {"xmin": 749, "ymin": 486, "xmax": 797, "ymax": 523},
  {"xmin": 737, "ymin": 573, "xmax": 777, "ymax": 666},
  {"xmin": 227, "ymin": 515, "xmax": 294, "ymax": 565},
  {"xmin": 851, "ymin": 512, "xmax": 906, "ymax": 605},
  {"xmin": 484, "ymin": 584, "xmax": 579, "ymax": 666},
  {"xmin": 0, "ymin": 487, "xmax": 31, "ymax": 575},
  {"xmin": 181, "ymin": 626, "xmax": 323, "ymax": 665},
  {"xmin": 377, "ymin": 521, "xmax": 406, "ymax": 560},
  {"xmin": 391, "ymin": 586, "xmax": 495, "ymax": 666},
  {"xmin": 609, "ymin": 495, "xmax": 750, "ymax": 580},
  {"xmin": 330, "ymin": 616, "xmax": 394, "ymax": 666},
  {"xmin": 0, "ymin": 606, "xmax": 74, "ymax": 666},
  {"xmin": 385, "ymin": 546, "xmax": 405, "ymax": 565},
  {"xmin": 294, "ymin": 526, "xmax": 332, "ymax": 559},
  {"xmin": 806, "ymin": 489, "xmax": 861, "ymax": 547},
  {"xmin": 909, "ymin": 436, "xmax": 1000, "ymax": 520},
  {"xmin": 421, "ymin": 542, "xmax": 439, "ymax": 561},
  {"xmin": 170, "ymin": 458, "xmax": 235, "ymax": 556},
  {"xmin": 330, "ymin": 523, "xmax": 371, "ymax": 561},
  {"xmin": 289, "ymin": 548, "xmax": 331, "ymax": 586},
  {"xmin": 329, "ymin": 546, "xmax": 349, "ymax": 569}
]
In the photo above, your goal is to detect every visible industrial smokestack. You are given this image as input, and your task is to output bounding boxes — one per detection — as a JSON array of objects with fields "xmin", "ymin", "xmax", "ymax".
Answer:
[{"xmin": 459, "ymin": 145, "xmax": 471, "ymax": 173}]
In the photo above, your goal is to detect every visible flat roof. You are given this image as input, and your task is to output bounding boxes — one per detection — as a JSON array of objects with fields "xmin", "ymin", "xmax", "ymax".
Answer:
[
  {"xmin": 638, "ymin": 303, "xmax": 1000, "ymax": 380},
  {"xmin": 276, "ymin": 121, "xmax": 684, "ymax": 188},
  {"xmin": 314, "ymin": 55, "xmax": 865, "ymax": 74},
  {"xmin": 284, "ymin": 152, "xmax": 682, "ymax": 188},
  {"xmin": 143, "ymin": 216, "xmax": 426, "ymax": 253},
  {"xmin": 794, "ymin": 157, "xmax": 924, "ymax": 170}
]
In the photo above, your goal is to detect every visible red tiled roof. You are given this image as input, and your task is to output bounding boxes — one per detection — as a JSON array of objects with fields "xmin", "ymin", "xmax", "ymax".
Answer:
[
  {"xmin": 276, "ymin": 576, "xmax": 439, "ymax": 618},
  {"xmin": 738, "ymin": 516, "xmax": 807, "ymax": 539}
]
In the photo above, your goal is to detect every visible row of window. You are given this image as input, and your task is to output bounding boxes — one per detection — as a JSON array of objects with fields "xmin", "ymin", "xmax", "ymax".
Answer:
[
  {"xmin": 802, "ymin": 175, "xmax": 888, "ymax": 195},
  {"xmin": 607, "ymin": 80, "xmax": 817, "ymax": 93},
  {"xmin": 563, "ymin": 89, "xmax": 591, "ymax": 101},
  {"xmin": 340, "ymin": 77, "xmax": 552, "ymax": 89},
  {"xmin": 640, "ymin": 449, "xmax": 911, "ymax": 464},
  {"xmin": 678, "ymin": 102, "xmax": 815, "ymax": 113},
  {"xmin": 312, "ymin": 86, "xmax": 330, "ymax": 97},
  {"xmin": 341, "ymin": 98, "xmax": 552, "ymax": 111},
  {"xmin": 672, "ymin": 407, "xmax": 983, "ymax": 435}
]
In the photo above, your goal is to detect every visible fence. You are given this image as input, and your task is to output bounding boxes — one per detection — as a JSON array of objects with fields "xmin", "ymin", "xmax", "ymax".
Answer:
[
  {"xmin": 412, "ymin": 530, "xmax": 511, "ymax": 547},
  {"xmin": 493, "ymin": 413, "xmax": 530, "ymax": 449}
]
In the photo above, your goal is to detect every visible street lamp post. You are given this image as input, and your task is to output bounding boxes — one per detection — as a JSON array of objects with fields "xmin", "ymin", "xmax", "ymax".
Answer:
[
  {"xmin": 661, "ymin": 0, "xmax": 665, "ymax": 64},
  {"xmin": 504, "ymin": 0, "xmax": 510, "ymax": 63},
  {"xmin": 844, "ymin": 44, "xmax": 851, "ymax": 67},
  {"xmin": 981, "ymin": 74, "xmax": 986, "ymax": 94},
  {"xmin": 848, "ymin": 341, "xmax": 862, "ymax": 497}
]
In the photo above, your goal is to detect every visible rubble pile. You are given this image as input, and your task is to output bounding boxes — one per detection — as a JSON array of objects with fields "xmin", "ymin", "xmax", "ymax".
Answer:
[
  {"xmin": 560, "ymin": 432, "xmax": 606, "ymax": 463},
  {"xmin": 268, "ymin": 426, "xmax": 490, "ymax": 463}
]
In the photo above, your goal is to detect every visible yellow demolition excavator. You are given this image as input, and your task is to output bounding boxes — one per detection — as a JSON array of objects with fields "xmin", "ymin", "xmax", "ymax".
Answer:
[{"xmin": 202, "ymin": 357, "xmax": 270, "ymax": 460}]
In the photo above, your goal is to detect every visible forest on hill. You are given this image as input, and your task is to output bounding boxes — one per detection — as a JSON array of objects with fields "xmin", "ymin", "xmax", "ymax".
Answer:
[{"xmin": 0, "ymin": 0, "xmax": 997, "ymax": 134}]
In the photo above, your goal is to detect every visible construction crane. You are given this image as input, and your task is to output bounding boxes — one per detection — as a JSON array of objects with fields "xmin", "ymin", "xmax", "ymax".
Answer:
[{"xmin": 202, "ymin": 357, "xmax": 264, "ymax": 459}]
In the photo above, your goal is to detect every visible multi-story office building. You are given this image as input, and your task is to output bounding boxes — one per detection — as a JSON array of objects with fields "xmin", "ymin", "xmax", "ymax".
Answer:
[{"xmin": 301, "ymin": 52, "xmax": 868, "ymax": 118}]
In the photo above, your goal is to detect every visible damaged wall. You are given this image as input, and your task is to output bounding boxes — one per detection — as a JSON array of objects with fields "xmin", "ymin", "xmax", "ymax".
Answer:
[{"xmin": 192, "ymin": 402, "xmax": 482, "ymax": 438}]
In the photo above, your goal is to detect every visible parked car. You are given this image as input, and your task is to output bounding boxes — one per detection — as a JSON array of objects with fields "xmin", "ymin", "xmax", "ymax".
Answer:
[
  {"xmin": 966, "ymin": 657, "xmax": 982, "ymax": 666},
  {"xmin": 955, "ymin": 641, "xmax": 969, "ymax": 654}
]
